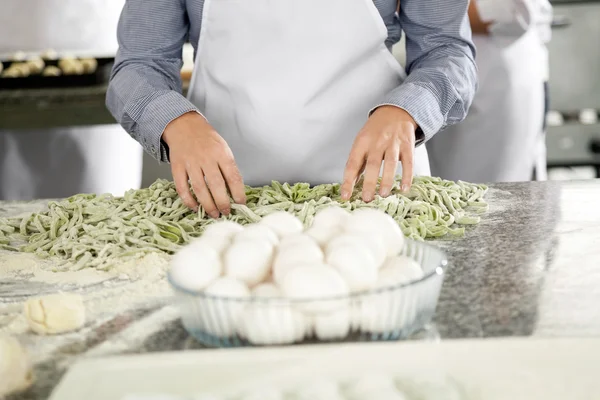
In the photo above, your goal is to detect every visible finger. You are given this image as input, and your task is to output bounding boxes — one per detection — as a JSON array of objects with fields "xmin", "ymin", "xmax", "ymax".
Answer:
[
  {"xmin": 341, "ymin": 145, "xmax": 367, "ymax": 201},
  {"xmin": 399, "ymin": 142, "xmax": 414, "ymax": 193},
  {"xmin": 203, "ymin": 165, "xmax": 232, "ymax": 216},
  {"xmin": 362, "ymin": 149, "xmax": 385, "ymax": 203},
  {"xmin": 189, "ymin": 170, "xmax": 219, "ymax": 219},
  {"xmin": 172, "ymin": 163, "xmax": 198, "ymax": 211},
  {"xmin": 219, "ymin": 157, "xmax": 246, "ymax": 204},
  {"xmin": 380, "ymin": 144, "xmax": 400, "ymax": 197}
]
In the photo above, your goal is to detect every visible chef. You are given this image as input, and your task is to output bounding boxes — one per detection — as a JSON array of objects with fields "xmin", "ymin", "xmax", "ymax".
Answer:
[
  {"xmin": 106, "ymin": 0, "xmax": 477, "ymax": 218},
  {"xmin": 427, "ymin": 0, "xmax": 553, "ymax": 183},
  {"xmin": 0, "ymin": 0, "xmax": 143, "ymax": 201}
]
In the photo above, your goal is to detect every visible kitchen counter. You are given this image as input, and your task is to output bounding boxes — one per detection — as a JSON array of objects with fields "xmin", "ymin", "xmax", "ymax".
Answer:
[{"xmin": 1, "ymin": 179, "xmax": 600, "ymax": 399}]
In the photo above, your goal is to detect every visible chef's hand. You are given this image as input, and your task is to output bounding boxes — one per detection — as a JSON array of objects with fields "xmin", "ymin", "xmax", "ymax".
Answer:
[
  {"xmin": 341, "ymin": 106, "xmax": 417, "ymax": 202},
  {"xmin": 162, "ymin": 112, "xmax": 246, "ymax": 218}
]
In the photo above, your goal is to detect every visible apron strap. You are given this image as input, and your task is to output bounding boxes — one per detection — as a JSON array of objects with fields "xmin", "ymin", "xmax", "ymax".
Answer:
[{"xmin": 396, "ymin": 0, "xmax": 400, "ymax": 14}]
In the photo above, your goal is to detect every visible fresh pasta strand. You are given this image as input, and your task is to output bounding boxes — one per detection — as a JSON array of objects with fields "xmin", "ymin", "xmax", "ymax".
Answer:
[{"xmin": 0, "ymin": 176, "xmax": 488, "ymax": 270}]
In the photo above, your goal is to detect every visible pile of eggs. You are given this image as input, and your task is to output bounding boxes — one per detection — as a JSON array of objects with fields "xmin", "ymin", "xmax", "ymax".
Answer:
[{"xmin": 169, "ymin": 208, "xmax": 425, "ymax": 345}]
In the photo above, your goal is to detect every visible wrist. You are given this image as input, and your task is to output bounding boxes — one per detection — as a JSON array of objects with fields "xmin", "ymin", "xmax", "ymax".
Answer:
[
  {"xmin": 372, "ymin": 105, "xmax": 418, "ymax": 131},
  {"xmin": 162, "ymin": 111, "xmax": 204, "ymax": 147}
]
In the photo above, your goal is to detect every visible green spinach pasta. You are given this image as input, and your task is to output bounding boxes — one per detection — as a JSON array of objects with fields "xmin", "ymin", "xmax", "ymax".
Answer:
[{"xmin": 0, "ymin": 176, "xmax": 488, "ymax": 271}]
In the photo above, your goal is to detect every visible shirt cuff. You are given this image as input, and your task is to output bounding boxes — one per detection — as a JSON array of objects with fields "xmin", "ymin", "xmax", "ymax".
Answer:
[
  {"xmin": 136, "ymin": 90, "xmax": 200, "ymax": 163},
  {"xmin": 371, "ymin": 82, "xmax": 445, "ymax": 144}
]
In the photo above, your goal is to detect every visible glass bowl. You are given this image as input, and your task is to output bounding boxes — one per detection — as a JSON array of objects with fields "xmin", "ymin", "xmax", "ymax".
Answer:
[{"xmin": 168, "ymin": 239, "xmax": 448, "ymax": 347}]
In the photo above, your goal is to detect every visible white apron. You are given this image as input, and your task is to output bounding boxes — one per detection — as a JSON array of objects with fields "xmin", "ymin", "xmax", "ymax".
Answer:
[
  {"xmin": 187, "ymin": 0, "xmax": 430, "ymax": 187},
  {"xmin": 427, "ymin": 29, "xmax": 547, "ymax": 183},
  {"xmin": 0, "ymin": 0, "xmax": 143, "ymax": 201}
]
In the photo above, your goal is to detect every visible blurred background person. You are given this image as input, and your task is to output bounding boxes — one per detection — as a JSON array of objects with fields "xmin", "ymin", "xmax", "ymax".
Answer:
[
  {"xmin": 427, "ymin": 0, "xmax": 553, "ymax": 183},
  {"xmin": 0, "ymin": 0, "xmax": 143, "ymax": 201}
]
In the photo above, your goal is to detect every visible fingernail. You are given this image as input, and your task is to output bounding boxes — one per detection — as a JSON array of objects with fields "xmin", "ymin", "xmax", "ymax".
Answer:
[
  {"xmin": 380, "ymin": 188, "xmax": 390, "ymax": 197},
  {"xmin": 209, "ymin": 212, "xmax": 220, "ymax": 219},
  {"xmin": 222, "ymin": 208, "xmax": 231, "ymax": 216},
  {"xmin": 234, "ymin": 196, "xmax": 246, "ymax": 204},
  {"xmin": 401, "ymin": 184, "xmax": 409, "ymax": 193},
  {"xmin": 363, "ymin": 194, "xmax": 373, "ymax": 202},
  {"xmin": 341, "ymin": 190, "xmax": 350, "ymax": 200}
]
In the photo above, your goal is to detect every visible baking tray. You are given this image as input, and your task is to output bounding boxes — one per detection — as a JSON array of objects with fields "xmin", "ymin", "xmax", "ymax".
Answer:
[{"xmin": 0, "ymin": 57, "xmax": 114, "ymax": 89}]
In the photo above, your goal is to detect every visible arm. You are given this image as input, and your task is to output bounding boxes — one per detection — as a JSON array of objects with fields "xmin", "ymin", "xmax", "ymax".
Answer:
[
  {"xmin": 105, "ymin": 0, "xmax": 199, "ymax": 163},
  {"xmin": 385, "ymin": 0, "xmax": 478, "ymax": 142},
  {"xmin": 469, "ymin": 1, "xmax": 491, "ymax": 34}
]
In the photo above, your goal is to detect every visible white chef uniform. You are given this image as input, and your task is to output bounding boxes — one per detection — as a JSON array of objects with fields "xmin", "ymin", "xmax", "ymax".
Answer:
[{"xmin": 427, "ymin": 0, "xmax": 553, "ymax": 183}]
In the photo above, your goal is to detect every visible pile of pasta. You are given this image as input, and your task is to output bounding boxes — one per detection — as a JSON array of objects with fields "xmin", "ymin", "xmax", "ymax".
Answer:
[{"xmin": 0, "ymin": 176, "xmax": 488, "ymax": 271}]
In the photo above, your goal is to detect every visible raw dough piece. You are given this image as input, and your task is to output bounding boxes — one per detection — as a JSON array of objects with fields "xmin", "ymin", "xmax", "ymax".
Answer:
[
  {"xmin": 42, "ymin": 66, "xmax": 62, "ymax": 77},
  {"xmin": 24, "ymin": 292, "xmax": 86, "ymax": 335},
  {"xmin": 0, "ymin": 335, "xmax": 33, "ymax": 396}
]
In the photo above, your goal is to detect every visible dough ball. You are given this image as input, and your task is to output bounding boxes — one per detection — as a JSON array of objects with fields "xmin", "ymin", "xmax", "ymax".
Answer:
[
  {"xmin": 26, "ymin": 58, "xmax": 45, "ymax": 74},
  {"xmin": 202, "ymin": 277, "xmax": 250, "ymax": 338},
  {"xmin": 280, "ymin": 264, "xmax": 348, "ymax": 313},
  {"xmin": 79, "ymin": 58, "xmax": 98, "ymax": 74},
  {"xmin": 59, "ymin": 59, "xmax": 84, "ymax": 75},
  {"xmin": 11, "ymin": 51, "xmax": 27, "ymax": 61},
  {"xmin": 169, "ymin": 239, "xmax": 223, "ymax": 292},
  {"xmin": 259, "ymin": 211, "xmax": 303, "ymax": 237},
  {"xmin": 0, "ymin": 335, "xmax": 33, "ymax": 396},
  {"xmin": 42, "ymin": 66, "xmax": 61, "ymax": 77},
  {"xmin": 41, "ymin": 49, "xmax": 58, "ymax": 60},
  {"xmin": 24, "ymin": 292, "xmax": 85, "ymax": 335}
]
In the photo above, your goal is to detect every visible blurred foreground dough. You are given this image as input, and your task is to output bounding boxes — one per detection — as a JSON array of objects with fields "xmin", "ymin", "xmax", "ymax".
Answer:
[{"xmin": 0, "ymin": 335, "xmax": 33, "ymax": 396}]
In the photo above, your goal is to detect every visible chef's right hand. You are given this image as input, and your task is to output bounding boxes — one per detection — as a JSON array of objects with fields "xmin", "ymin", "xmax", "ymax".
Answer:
[{"xmin": 162, "ymin": 112, "xmax": 246, "ymax": 218}]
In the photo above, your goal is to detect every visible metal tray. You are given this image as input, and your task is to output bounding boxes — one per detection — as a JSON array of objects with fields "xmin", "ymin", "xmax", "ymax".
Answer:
[{"xmin": 0, "ymin": 58, "xmax": 114, "ymax": 90}]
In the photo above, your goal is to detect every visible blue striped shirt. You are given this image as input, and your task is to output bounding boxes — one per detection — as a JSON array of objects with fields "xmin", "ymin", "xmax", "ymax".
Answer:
[{"xmin": 106, "ymin": 0, "xmax": 477, "ymax": 163}]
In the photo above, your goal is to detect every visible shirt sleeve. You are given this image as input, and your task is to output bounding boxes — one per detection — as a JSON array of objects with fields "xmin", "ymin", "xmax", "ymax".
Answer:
[
  {"xmin": 105, "ymin": 0, "xmax": 199, "ymax": 163},
  {"xmin": 376, "ymin": 0, "xmax": 477, "ymax": 143}
]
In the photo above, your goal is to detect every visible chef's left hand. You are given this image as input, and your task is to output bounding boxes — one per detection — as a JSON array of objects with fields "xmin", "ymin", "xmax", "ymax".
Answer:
[{"xmin": 341, "ymin": 106, "xmax": 417, "ymax": 202}]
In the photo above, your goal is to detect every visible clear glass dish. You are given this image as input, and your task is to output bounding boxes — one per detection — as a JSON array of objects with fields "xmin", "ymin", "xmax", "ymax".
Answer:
[{"xmin": 168, "ymin": 239, "xmax": 448, "ymax": 348}]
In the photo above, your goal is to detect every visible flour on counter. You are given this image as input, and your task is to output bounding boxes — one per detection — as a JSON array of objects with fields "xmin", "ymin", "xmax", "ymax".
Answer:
[{"xmin": 0, "ymin": 250, "xmax": 174, "ymax": 364}]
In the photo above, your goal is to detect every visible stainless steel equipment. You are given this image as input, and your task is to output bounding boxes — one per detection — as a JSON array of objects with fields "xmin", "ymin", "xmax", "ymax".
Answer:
[{"xmin": 546, "ymin": 0, "xmax": 600, "ymax": 177}]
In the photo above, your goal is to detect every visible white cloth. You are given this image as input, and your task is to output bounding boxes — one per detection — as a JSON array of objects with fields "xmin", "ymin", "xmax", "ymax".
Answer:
[
  {"xmin": 186, "ymin": 0, "xmax": 430, "ymax": 187},
  {"xmin": 427, "ymin": 0, "xmax": 550, "ymax": 183},
  {"xmin": 0, "ymin": 0, "xmax": 143, "ymax": 200}
]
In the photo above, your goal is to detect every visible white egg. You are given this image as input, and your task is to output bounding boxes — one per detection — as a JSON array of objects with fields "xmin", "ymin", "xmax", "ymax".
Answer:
[
  {"xmin": 326, "ymin": 235, "xmax": 378, "ymax": 292},
  {"xmin": 280, "ymin": 264, "xmax": 348, "ymax": 313},
  {"xmin": 305, "ymin": 224, "xmax": 341, "ymax": 247},
  {"xmin": 344, "ymin": 374, "xmax": 398, "ymax": 400},
  {"xmin": 234, "ymin": 224, "xmax": 279, "ymax": 246},
  {"xmin": 344, "ymin": 209, "xmax": 404, "ymax": 257},
  {"xmin": 238, "ymin": 284, "xmax": 305, "ymax": 345},
  {"xmin": 203, "ymin": 220, "xmax": 244, "ymax": 239},
  {"xmin": 194, "ymin": 234, "xmax": 231, "ymax": 255},
  {"xmin": 272, "ymin": 242, "xmax": 324, "ymax": 285},
  {"xmin": 259, "ymin": 211, "xmax": 303, "ymax": 237},
  {"xmin": 294, "ymin": 380, "xmax": 345, "ymax": 400},
  {"xmin": 378, "ymin": 256, "xmax": 424, "ymax": 287},
  {"xmin": 314, "ymin": 307, "xmax": 350, "ymax": 341},
  {"xmin": 238, "ymin": 388, "xmax": 285, "ymax": 400},
  {"xmin": 170, "ymin": 240, "xmax": 222, "ymax": 292},
  {"xmin": 312, "ymin": 206, "xmax": 351, "ymax": 229},
  {"xmin": 224, "ymin": 238, "xmax": 274, "ymax": 286},
  {"xmin": 202, "ymin": 277, "xmax": 250, "ymax": 338}
]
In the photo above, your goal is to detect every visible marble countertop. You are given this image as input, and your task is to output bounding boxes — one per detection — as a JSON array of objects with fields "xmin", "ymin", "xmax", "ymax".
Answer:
[{"xmin": 2, "ymin": 179, "xmax": 600, "ymax": 399}]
